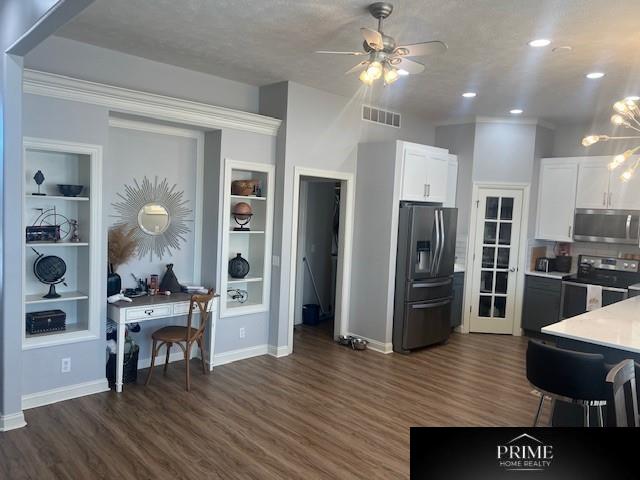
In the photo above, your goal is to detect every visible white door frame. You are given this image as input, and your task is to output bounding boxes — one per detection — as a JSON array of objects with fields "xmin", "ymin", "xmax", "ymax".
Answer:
[
  {"xmin": 461, "ymin": 182, "xmax": 530, "ymax": 336},
  {"xmin": 288, "ymin": 167, "xmax": 355, "ymax": 353}
]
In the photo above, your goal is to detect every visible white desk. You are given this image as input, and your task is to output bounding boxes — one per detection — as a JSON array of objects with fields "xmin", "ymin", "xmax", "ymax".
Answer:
[{"xmin": 107, "ymin": 293, "xmax": 218, "ymax": 392}]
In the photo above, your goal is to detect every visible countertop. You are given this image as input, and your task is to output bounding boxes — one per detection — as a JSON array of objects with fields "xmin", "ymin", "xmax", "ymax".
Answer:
[
  {"xmin": 525, "ymin": 270, "xmax": 573, "ymax": 280},
  {"xmin": 542, "ymin": 296, "xmax": 640, "ymax": 354}
]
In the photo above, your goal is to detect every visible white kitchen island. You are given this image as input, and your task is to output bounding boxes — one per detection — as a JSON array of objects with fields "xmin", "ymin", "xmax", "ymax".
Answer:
[{"xmin": 542, "ymin": 296, "xmax": 640, "ymax": 356}]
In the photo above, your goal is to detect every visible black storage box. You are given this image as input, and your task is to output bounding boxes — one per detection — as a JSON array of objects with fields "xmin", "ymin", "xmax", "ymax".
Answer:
[
  {"xmin": 26, "ymin": 225, "xmax": 60, "ymax": 243},
  {"xmin": 26, "ymin": 309, "xmax": 66, "ymax": 334},
  {"xmin": 555, "ymin": 255, "xmax": 573, "ymax": 273},
  {"xmin": 106, "ymin": 344, "xmax": 139, "ymax": 387}
]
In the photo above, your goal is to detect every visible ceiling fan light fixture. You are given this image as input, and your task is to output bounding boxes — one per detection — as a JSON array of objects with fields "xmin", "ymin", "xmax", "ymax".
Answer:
[
  {"xmin": 384, "ymin": 66, "xmax": 399, "ymax": 84},
  {"xmin": 366, "ymin": 61, "xmax": 383, "ymax": 80},
  {"xmin": 397, "ymin": 69, "xmax": 409, "ymax": 76},
  {"xmin": 359, "ymin": 69, "xmax": 374, "ymax": 86}
]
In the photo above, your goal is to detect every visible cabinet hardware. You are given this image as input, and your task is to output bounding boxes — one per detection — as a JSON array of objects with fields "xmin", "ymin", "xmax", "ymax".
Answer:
[
  {"xmin": 426, "ymin": 184, "xmax": 431, "ymax": 197},
  {"xmin": 144, "ymin": 309, "xmax": 154, "ymax": 315},
  {"xmin": 423, "ymin": 184, "xmax": 427, "ymax": 197},
  {"xmin": 568, "ymin": 225, "xmax": 572, "ymax": 237},
  {"xmin": 602, "ymin": 192, "xmax": 607, "ymax": 206},
  {"xmin": 608, "ymin": 192, "xmax": 612, "ymax": 207}
]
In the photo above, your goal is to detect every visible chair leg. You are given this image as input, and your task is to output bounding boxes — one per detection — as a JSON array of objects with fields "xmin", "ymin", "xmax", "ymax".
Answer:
[
  {"xmin": 597, "ymin": 405, "xmax": 604, "ymax": 427},
  {"xmin": 145, "ymin": 339, "xmax": 158, "ymax": 386},
  {"xmin": 185, "ymin": 342, "xmax": 192, "ymax": 391},
  {"xmin": 533, "ymin": 395, "xmax": 545, "ymax": 427},
  {"xmin": 583, "ymin": 404, "xmax": 590, "ymax": 427},
  {"xmin": 548, "ymin": 398, "xmax": 557, "ymax": 427},
  {"xmin": 197, "ymin": 337, "xmax": 207, "ymax": 374},
  {"xmin": 164, "ymin": 342, "xmax": 172, "ymax": 374}
]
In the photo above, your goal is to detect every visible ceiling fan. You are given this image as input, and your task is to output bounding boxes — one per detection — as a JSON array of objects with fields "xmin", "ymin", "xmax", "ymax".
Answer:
[{"xmin": 316, "ymin": 2, "xmax": 447, "ymax": 86}]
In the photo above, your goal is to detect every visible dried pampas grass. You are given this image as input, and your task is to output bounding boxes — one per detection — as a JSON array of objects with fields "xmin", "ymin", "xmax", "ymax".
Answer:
[{"xmin": 108, "ymin": 225, "xmax": 137, "ymax": 273}]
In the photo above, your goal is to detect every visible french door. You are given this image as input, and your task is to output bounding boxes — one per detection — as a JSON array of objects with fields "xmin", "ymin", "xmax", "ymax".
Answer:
[{"xmin": 469, "ymin": 188, "xmax": 523, "ymax": 334}]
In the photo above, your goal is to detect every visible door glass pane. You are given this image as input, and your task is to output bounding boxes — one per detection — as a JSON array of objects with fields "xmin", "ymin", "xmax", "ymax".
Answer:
[
  {"xmin": 498, "ymin": 223, "xmax": 512, "ymax": 245},
  {"xmin": 479, "ymin": 296, "xmax": 492, "ymax": 317},
  {"xmin": 482, "ymin": 247, "xmax": 495, "ymax": 268},
  {"xmin": 494, "ymin": 296, "xmax": 506, "ymax": 318},
  {"xmin": 483, "ymin": 222, "xmax": 497, "ymax": 244},
  {"xmin": 495, "ymin": 271, "xmax": 508, "ymax": 294},
  {"xmin": 480, "ymin": 271, "xmax": 494, "ymax": 293},
  {"xmin": 497, "ymin": 248, "xmax": 510, "ymax": 269},
  {"xmin": 500, "ymin": 197, "xmax": 514, "ymax": 220},
  {"xmin": 485, "ymin": 197, "xmax": 499, "ymax": 219}
]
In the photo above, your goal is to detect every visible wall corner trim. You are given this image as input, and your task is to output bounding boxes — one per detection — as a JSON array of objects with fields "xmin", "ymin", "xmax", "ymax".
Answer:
[
  {"xmin": 347, "ymin": 333, "xmax": 393, "ymax": 354},
  {"xmin": 268, "ymin": 345, "xmax": 290, "ymax": 358},
  {"xmin": 22, "ymin": 378, "xmax": 109, "ymax": 411},
  {"xmin": 0, "ymin": 412, "xmax": 27, "ymax": 431},
  {"xmin": 23, "ymin": 69, "xmax": 282, "ymax": 136}
]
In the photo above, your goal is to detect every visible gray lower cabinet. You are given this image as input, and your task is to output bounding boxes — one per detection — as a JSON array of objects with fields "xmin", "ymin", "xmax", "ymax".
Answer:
[
  {"xmin": 522, "ymin": 275, "xmax": 562, "ymax": 333},
  {"xmin": 450, "ymin": 271, "xmax": 464, "ymax": 328}
]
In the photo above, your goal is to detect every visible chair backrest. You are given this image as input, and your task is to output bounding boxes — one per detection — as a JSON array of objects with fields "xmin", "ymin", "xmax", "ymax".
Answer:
[
  {"xmin": 606, "ymin": 359, "xmax": 640, "ymax": 427},
  {"xmin": 526, "ymin": 340, "xmax": 608, "ymax": 401},
  {"xmin": 186, "ymin": 289, "xmax": 215, "ymax": 341}
]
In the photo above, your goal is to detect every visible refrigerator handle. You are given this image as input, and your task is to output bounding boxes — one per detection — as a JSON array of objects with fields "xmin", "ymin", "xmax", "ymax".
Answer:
[
  {"xmin": 436, "ymin": 210, "xmax": 445, "ymax": 272},
  {"xmin": 430, "ymin": 209, "xmax": 441, "ymax": 273}
]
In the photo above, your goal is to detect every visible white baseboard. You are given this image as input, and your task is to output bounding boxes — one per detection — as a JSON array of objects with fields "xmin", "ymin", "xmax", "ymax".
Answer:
[
  {"xmin": 268, "ymin": 344, "xmax": 290, "ymax": 358},
  {"xmin": 211, "ymin": 344, "xmax": 269, "ymax": 367},
  {"xmin": 22, "ymin": 378, "xmax": 109, "ymax": 410},
  {"xmin": 347, "ymin": 333, "xmax": 393, "ymax": 354},
  {"xmin": 0, "ymin": 412, "xmax": 27, "ymax": 431}
]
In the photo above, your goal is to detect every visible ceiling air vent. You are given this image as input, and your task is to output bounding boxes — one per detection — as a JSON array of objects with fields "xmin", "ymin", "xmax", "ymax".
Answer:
[{"xmin": 362, "ymin": 105, "xmax": 401, "ymax": 128}]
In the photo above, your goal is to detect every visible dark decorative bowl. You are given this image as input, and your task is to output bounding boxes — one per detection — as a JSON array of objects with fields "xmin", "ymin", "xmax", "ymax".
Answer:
[{"xmin": 57, "ymin": 184, "xmax": 84, "ymax": 197}]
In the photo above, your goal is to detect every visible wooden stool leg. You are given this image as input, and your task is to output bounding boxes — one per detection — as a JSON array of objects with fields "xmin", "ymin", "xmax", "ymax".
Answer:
[
  {"xmin": 145, "ymin": 339, "xmax": 158, "ymax": 386},
  {"xmin": 185, "ymin": 342, "xmax": 192, "ymax": 391},
  {"xmin": 197, "ymin": 337, "xmax": 207, "ymax": 374},
  {"xmin": 164, "ymin": 342, "xmax": 172, "ymax": 374}
]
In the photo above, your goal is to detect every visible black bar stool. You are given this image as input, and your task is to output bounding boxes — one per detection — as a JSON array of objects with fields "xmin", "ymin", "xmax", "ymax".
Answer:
[{"xmin": 526, "ymin": 340, "xmax": 608, "ymax": 427}]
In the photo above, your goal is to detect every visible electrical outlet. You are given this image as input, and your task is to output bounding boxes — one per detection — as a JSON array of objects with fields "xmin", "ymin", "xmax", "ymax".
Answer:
[
  {"xmin": 61, "ymin": 357, "xmax": 71, "ymax": 373},
  {"xmin": 272, "ymin": 255, "xmax": 280, "ymax": 267},
  {"xmin": 310, "ymin": 244, "xmax": 316, "ymax": 253},
  {"xmin": 239, "ymin": 327, "xmax": 246, "ymax": 339}
]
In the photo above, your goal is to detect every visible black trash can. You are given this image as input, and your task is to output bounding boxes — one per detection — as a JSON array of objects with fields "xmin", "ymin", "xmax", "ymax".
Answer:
[
  {"xmin": 106, "ymin": 343, "xmax": 139, "ymax": 387},
  {"xmin": 302, "ymin": 304, "xmax": 321, "ymax": 325}
]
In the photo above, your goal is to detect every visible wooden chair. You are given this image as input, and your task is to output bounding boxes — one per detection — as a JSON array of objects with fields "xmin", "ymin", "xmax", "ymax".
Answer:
[
  {"xmin": 606, "ymin": 359, "xmax": 640, "ymax": 427},
  {"xmin": 145, "ymin": 289, "xmax": 215, "ymax": 391}
]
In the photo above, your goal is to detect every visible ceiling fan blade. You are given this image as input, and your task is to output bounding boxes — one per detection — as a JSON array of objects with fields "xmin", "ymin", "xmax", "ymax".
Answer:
[
  {"xmin": 315, "ymin": 50, "xmax": 367, "ymax": 55},
  {"xmin": 394, "ymin": 41, "xmax": 447, "ymax": 57},
  {"xmin": 360, "ymin": 27, "xmax": 383, "ymax": 51},
  {"xmin": 345, "ymin": 61, "xmax": 368, "ymax": 75},
  {"xmin": 395, "ymin": 58, "xmax": 425, "ymax": 74}
]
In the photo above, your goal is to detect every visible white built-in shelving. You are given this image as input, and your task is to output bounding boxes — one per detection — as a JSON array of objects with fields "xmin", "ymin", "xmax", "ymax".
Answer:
[
  {"xmin": 22, "ymin": 138, "xmax": 102, "ymax": 349},
  {"xmin": 220, "ymin": 159, "xmax": 274, "ymax": 318}
]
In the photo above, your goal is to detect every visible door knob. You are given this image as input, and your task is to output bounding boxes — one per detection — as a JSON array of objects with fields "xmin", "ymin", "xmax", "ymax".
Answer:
[{"xmin": 509, "ymin": 267, "xmax": 516, "ymax": 272}]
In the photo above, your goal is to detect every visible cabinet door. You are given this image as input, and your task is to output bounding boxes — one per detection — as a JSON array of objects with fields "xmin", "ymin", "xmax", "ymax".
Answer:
[
  {"xmin": 424, "ymin": 152, "xmax": 449, "ymax": 203},
  {"xmin": 400, "ymin": 146, "xmax": 429, "ymax": 202},
  {"xmin": 576, "ymin": 158, "xmax": 610, "ymax": 209},
  {"xmin": 521, "ymin": 277, "xmax": 561, "ymax": 333},
  {"xmin": 609, "ymin": 156, "xmax": 640, "ymax": 209},
  {"xmin": 535, "ymin": 159, "xmax": 578, "ymax": 242}
]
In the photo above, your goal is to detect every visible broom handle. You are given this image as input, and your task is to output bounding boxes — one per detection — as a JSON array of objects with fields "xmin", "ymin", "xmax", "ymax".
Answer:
[{"xmin": 303, "ymin": 257, "xmax": 326, "ymax": 314}]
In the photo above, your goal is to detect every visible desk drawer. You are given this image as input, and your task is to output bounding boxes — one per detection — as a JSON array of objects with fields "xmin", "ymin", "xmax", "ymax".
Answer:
[
  {"xmin": 173, "ymin": 301, "xmax": 216, "ymax": 315},
  {"xmin": 126, "ymin": 305, "xmax": 172, "ymax": 321}
]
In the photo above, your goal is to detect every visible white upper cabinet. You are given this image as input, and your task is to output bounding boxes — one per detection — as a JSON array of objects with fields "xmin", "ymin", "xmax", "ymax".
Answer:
[
  {"xmin": 608, "ymin": 156, "xmax": 640, "ymax": 210},
  {"xmin": 400, "ymin": 142, "xmax": 449, "ymax": 203},
  {"xmin": 576, "ymin": 157, "xmax": 611, "ymax": 209},
  {"xmin": 535, "ymin": 158, "xmax": 578, "ymax": 242},
  {"xmin": 444, "ymin": 154, "xmax": 458, "ymax": 208}
]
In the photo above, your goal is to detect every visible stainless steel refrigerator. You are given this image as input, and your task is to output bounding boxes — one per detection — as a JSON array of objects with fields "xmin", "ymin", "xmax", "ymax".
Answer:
[{"xmin": 393, "ymin": 203, "xmax": 458, "ymax": 353}]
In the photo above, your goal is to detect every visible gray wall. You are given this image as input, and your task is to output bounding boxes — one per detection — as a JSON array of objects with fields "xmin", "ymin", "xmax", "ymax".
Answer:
[
  {"xmin": 552, "ymin": 121, "xmax": 634, "ymax": 157},
  {"xmin": 435, "ymin": 124, "xmax": 476, "ymax": 236},
  {"xmin": 25, "ymin": 36, "xmax": 259, "ymax": 113}
]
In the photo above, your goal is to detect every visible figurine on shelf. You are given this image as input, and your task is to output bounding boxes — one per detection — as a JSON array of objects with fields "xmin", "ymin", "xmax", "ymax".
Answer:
[
  {"xmin": 69, "ymin": 219, "xmax": 80, "ymax": 243},
  {"xmin": 32, "ymin": 170, "xmax": 46, "ymax": 196}
]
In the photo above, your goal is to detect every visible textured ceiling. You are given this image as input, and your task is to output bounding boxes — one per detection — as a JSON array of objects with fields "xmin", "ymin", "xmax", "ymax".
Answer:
[{"xmin": 57, "ymin": 0, "xmax": 640, "ymax": 123}]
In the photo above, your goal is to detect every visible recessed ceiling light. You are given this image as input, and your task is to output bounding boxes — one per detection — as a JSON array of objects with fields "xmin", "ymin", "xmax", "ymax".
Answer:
[
  {"xmin": 462, "ymin": 92, "xmax": 477, "ymax": 98},
  {"xmin": 510, "ymin": 109, "xmax": 523, "ymax": 115},
  {"xmin": 397, "ymin": 69, "xmax": 409, "ymax": 76},
  {"xmin": 528, "ymin": 39, "xmax": 551, "ymax": 48},
  {"xmin": 586, "ymin": 72, "xmax": 605, "ymax": 79}
]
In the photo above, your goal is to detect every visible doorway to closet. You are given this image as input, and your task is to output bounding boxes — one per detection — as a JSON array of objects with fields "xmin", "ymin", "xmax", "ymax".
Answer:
[{"xmin": 294, "ymin": 177, "xmax": 341, "ymax": 339}]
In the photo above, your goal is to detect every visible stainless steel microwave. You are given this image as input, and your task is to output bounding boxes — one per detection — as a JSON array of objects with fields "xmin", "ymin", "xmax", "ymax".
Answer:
[{"xmin": 573, "ymin": 209, "xmax": 640, "ymax": 244}]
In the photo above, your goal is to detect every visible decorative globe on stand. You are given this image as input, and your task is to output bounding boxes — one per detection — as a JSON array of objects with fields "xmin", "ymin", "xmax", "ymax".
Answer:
[
  {"xmin": 231, "ymin": 202, "xmax": 253, "ymax": 231},
  {"xmin": 32, "ymin": 249, "xmax": 67, "ymax": 298}
]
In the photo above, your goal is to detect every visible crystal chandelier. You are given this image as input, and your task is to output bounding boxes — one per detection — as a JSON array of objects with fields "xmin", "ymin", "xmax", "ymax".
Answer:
[{"xmin": 582, "ymin": 97, "xmax": 640, "ymax": 182}]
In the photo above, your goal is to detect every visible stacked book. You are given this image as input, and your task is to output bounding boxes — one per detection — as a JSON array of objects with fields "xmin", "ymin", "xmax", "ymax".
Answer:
[{"xmin": 182, "ymin": 285, "xmax": 209, "ymax": 295}]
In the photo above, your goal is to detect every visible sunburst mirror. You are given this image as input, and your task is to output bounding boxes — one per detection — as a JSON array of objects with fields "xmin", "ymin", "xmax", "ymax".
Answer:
[{"xmin": 112, "ymin": 176, "xmax": 193, "ymax": 261}]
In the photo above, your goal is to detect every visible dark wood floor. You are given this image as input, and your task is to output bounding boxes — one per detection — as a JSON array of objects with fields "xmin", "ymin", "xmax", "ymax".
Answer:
[{"xmin": 0, "ymin": 328, "xmax": 543, "ymax": 479}]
